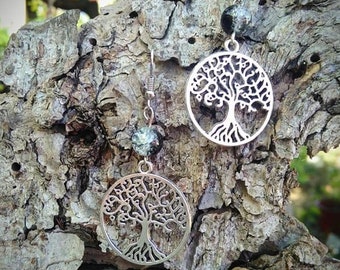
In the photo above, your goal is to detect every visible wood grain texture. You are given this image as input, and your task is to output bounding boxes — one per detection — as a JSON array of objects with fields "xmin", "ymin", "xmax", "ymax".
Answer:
[{"xmin": 0, "ymin": 0, "xmax": 339, "ymax": 269}]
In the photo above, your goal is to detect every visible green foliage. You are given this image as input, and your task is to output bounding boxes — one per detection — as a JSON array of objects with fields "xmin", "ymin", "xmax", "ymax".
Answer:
[
  {"xmin": 27, "ymin": 0, "xmax": 42, "ymax": 13},
  {"xmin": 0, "ymin": 83, "xmax": 5, "ymax": 93},
  {"xmin": 0, "ymin": 81, "xmax": 9, "ymax": 93},
  {"xmin": 291, "ymin": 146, "xmax": 309, "ymax": 184},
  {"xmin": 0, "ymin": 26, "xmax": 9, "ymax": 59},
  {"xmin": 291, "ymin": 147, "xmax": 340, "ymax": 258},
  {"xmin": 291, "ymin": 147, "xmax": 340, "ymax": 200},
  {"xmin": 27, "ymin": 0, "xmax": 48, "ymax": 21},
  {"xmin": 26, "ymin": 0, "xmax": 89, "ymax": 26}
]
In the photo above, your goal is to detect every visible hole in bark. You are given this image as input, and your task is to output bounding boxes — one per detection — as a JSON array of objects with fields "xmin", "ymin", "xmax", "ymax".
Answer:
[
  {"xmin": 96, "ymin": 56, "xmax": 103, "ymax": 63},
  {"xmin": 129, "ymin": 11, "xmax": 138, "ymax": 18},
  {"xmin": 292, "ymin": 60, "xmax": 307, "ymax": 79},
  {"xmin": 52, "ymin": 123, "xmax": 66, "ymax": 134},
  {"xmin": 313, "ymin": 93, "xmax": 323, "ymax": 104},
  {"xmin": 103, "ymin": 12, "xmax": 109, "ymax": 15},
  {"xmin": 259, "ymin": 0, "xmax": 266, "ymax": 5},
  {"xmin": 310, "ymin": 53, "xmax": 320, "ymax": 63},
  {"xmin": 12, "ymin": 185, "xmax": 17, "ymax": 189},
  {"xmin": 188, "ymin": 37, "xmax": 196, "ymax": 44},
  {"xmin": 89, "ymin": 38, "xmax": 97, "ymax": 46},
  {"xmin": 11, "ymin": 162, "xmax": 21, "ymax": 171},
  {"xmin": 79, "ymin": 129, "xmax": 97, "ymax": 145}
]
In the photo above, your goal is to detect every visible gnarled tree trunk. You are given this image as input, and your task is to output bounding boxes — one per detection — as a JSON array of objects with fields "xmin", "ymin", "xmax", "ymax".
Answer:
[{"xmin": 0, "ymin": 0, "xmax": 339, "ymax": 269}]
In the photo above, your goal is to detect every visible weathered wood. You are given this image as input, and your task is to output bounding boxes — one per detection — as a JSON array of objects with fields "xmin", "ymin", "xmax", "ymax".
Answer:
[{"xmin": 0, "ymin": 0, "xmax": 339, "ymax": 269}]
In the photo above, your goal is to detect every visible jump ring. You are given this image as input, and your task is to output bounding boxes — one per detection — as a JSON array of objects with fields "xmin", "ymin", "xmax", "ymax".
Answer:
[
  {"xmin": 138, "ymin": 159, "xmax": 153, "ymax": 173},
  {"xmin": 224, "ymin": 38, "xmax": 239, "ymax": 52}
]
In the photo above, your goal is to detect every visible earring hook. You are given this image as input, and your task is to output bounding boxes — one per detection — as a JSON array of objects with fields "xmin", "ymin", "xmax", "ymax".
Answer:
[
  {"xmin": 150, "ymin": 50, "xmax": 155, "ymax": 78},
  {"xmin": 147, "ymin": 50, "xmax": 155, "ymax": 94},
  {"xmin": 144, "ymin": 50, "xmax": 156, "ymax": 126}
]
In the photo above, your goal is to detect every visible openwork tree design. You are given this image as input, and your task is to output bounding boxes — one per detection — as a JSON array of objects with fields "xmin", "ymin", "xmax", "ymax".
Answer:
[
  {"xmin": 186, "ymin": 51, "xmax": 273, "ymax": 146},
  {"xmin": 100, "ymin": 173, "xmax": 191, "ymax": 265}
]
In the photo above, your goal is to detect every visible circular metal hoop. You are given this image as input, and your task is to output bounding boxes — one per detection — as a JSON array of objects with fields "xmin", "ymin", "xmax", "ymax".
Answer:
[
  {"xmin": 138, "ymin": 159, "xmax": 153, "ymax": 173},
  {"xmin": 186, "ymin": 50, "xmax": 273, "ymax": 146},
  {"xmin": 100, "ymin": 173, "xmax": 192, "ymax": 265},
  {"xmin": 224, "ymin": 39, "xmax": 240, "ymax": 52}
]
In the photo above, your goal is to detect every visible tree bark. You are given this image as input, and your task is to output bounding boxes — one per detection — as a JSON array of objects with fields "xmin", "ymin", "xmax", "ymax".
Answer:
[{"xmin": 0, "ymin": 0, "xmax": 339, "ymax": 269}]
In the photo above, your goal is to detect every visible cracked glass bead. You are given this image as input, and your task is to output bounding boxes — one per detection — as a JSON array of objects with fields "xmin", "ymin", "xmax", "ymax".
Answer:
[
  {"xmin": 132, "ymin": 127, "xmax": 163, "ymax": 156},
  {"xmin": 221, "ymin": 5, "xmax": 252, "ymax": 35}
]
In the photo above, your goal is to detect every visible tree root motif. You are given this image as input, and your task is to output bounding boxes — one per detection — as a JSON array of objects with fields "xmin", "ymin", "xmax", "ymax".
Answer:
[
  {"xmin": 209, "ymin": 119, "xmax": 250, "ymax": 144},
  {"xmin": 123, "ymin": 237, "xmax": 166, "ymax": 263},
  {"xmin": 122, "ymin": 219, "xmax": 166, "ymax": 263}
]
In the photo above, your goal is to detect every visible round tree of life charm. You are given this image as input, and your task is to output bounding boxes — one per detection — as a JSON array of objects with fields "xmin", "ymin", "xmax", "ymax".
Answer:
[
  {"xmin": 100, "ymin": 161, "xmax": 191, "ymax": 265},
  {"xmin": 186, "ymin": 37, "xmax": 273, "ymax": 146}
]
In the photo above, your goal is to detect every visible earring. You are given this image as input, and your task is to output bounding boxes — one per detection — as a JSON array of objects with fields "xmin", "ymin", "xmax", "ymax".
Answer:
[
  {"xmin": 186, "ymin": 6, "xmax": 273, "ymax": 147},
  {"xmin": 100, "ymin": 51, "xmax": 191, "ymax": 266}
]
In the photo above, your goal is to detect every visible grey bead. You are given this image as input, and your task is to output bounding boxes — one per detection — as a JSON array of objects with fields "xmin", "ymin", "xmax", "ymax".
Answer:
[
  {"xmin": 221, "ymin": 5, "xmax": 252, "ymax": 36},
  {"xmin": 132, "ymin": 127, "xmax": 163, "ymax": 156}
]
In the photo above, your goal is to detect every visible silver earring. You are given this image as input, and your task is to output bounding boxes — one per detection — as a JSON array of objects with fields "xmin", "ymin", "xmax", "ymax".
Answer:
[
  {"xmin": 100, "ymin": 51, "xmax": 191, "ymax": 266},
  {"xmin": 186, "ymin": 8, "xmax": 273, "ymax": 146}
]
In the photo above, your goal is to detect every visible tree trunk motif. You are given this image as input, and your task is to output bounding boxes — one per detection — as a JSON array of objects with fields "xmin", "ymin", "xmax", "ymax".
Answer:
[
  {"xmin": 101, "ymin": 173, "xmax": 190, "ymax": 265},
  {"xmin": 0, "ymin": 0, "xmax": 339, "ymax": 269},
  {"xmin": 187, "ymin": 52, "xmax": 273, "ymax": 146}
]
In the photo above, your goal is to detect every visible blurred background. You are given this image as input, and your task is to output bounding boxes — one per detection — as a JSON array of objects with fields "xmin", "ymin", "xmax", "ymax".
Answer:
[
  {"xmin": 290, "ymin": 146, "xmax": 340, "ymax": 259},
  {"xmin": 0, "ymin": 0, "xmax": 115, "ymax": 58},
  {"xmin": 0, "ymin": 0, "xmax": 339, "ymax": 260}
]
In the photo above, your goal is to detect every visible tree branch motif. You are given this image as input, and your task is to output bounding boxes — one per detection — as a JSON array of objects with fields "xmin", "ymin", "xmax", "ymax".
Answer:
[
  {"xmin": 187, "ymin": 52, "xmax": 273, "ymax": 145},
  {"xmin": 101, "ymin": 173, "xmax": 191, "ymax": 265}
]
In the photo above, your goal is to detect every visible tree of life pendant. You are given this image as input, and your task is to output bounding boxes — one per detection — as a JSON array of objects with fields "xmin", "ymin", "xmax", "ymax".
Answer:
[
  {"xmin": 100, "ymin": 163, "xmax": 191, "ymax": 265},
  {"xmin": 186, "ymin": 38, "xmax": 273, "ymax": 146}
]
